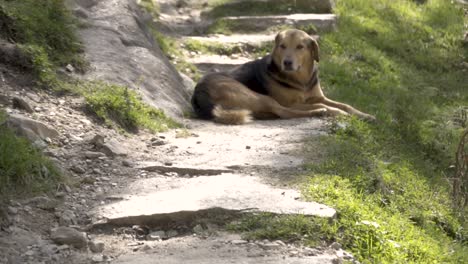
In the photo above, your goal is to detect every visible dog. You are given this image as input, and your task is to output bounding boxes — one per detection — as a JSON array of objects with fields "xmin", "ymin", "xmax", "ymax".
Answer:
[{"xmin": 191, "ymin": 29, "xmax": 375, "ymax": 124}]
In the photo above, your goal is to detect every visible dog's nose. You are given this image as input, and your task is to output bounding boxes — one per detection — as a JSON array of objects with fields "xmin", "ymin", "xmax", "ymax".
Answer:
[{"xmin": 283, "ymin": 60, "xmax": 293, "ymax": 68}]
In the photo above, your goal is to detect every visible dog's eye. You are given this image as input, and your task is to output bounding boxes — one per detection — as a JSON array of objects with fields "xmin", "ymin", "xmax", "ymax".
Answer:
[
  {"xmin": 296, "ymin": 44, "xmax": 304, "ymax": 50},
  {"xmin": 280, "ymin": 44, "xmax": 287, "ymax": 49}
]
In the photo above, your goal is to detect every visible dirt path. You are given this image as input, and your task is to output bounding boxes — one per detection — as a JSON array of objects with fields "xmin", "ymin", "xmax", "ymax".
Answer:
[{"xmin": 0, "ymin": 1, "xmax": 357, "ymax": 263}]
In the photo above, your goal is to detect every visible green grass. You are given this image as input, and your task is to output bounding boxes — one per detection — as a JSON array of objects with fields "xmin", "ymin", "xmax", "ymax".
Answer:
[
  {"xmin": 0, "ymin": 0, "xmax": 86, "ymax": 89},
  {"xmin": 150, "ymin": 28, "xmax": 201, "ymax": 81},
  {"xmin": 229, "ymin": 0, "xmax": 467, "ymax": 263},
  {"xmin": 184, "ymin": 39, "xmax": 243, "ymax": 56},
  {"xmin": 81, "ymin": 82, "xmax": 180, "ymax": 133},
  {"xmin": 137, "ymin": 0, "xmax": 160, "ymax": 18},
  {"xmin": 0, "ymin": 111, "xmax": 62, "ymax": 199}
]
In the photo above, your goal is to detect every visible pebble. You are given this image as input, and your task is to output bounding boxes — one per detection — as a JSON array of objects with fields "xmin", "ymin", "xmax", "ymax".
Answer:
[
  {"xmin": 231, "ymin": 239, "xmax": 248, "ymax": 245},
  {"xmin": 330, "ymin": 242, "xmax": 342, "ymax": 250},
  {"xmin": 50, "ymin": 227, "xmax": 88, "ymax": 249},
  {"xmin": 89, "ymin": 240, "xmax": 105, "ymax": 253},
  {"xmin": 91, "ymin": 254, "xmax": 104, "ymax": 263}
]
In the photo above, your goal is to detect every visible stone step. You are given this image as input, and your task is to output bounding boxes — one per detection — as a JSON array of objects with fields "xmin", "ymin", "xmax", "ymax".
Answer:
[
  {"xmin": 92, "ymin": 173, "xmax": 336, "ymax": 228},
  {"xmin": 185, "ymin": 33, "xmax": 276, "ymax": 45},
  {"xmin": 186, "ymin": 54, "xmax": 252, "ymax": 73},
  {"xmin": 213, "ymin": 13, "xmax": 336, "ymax": 33}
]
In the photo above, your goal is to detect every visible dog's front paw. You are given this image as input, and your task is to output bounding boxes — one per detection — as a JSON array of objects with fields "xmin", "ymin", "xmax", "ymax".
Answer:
[
  {"xmin": 361, "ymin": 114, "xmax": 377, "ymax": 122},
  {"xmin": 313, "ymin": 108, "xmax": 328, "ymax": 116}
]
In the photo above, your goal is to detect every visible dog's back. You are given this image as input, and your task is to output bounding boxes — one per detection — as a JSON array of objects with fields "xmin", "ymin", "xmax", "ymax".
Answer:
[{"xmin": 191, "ymin": 57, "xmax": 270, "ymax": 122}]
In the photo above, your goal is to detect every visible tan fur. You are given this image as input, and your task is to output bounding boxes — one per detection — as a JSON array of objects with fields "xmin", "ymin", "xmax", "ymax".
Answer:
[
  {"xmin": 213, "ymin": 105, "xmax": 252, "ymax": 125},
  {"xmin": 191, "ymin": 29, "xmax": 375, "ymax": 124}
]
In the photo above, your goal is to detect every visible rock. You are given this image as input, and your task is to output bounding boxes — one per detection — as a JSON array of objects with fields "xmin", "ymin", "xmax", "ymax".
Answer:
[
  {"xmin": 50, "ymin": 227, "xmax": 88, "ymax": 249},
  {"xmin": 148, "ymin": 230, "xmax": 166, "ymax": 239},
  {"xmin": 99, "ymin": 138, "xmax": 128, "ymax": 157},
  {"xmin": 91, "ymin": 254, "xmax": 105, "ymax": 263},
  {"xmin": 0, "ymin": 40, "xmax": 32, "ymax": 69},
  {"xmin": 58, "ymin": 210, "xmax": 77, "ymax": 226},
  {"xmin": 193, "ymin": 224, "xmax": 204, "ymax": 234},
  {"xmin": 27, "ymin": 196, "xmax": 58, "ymax": 211},
  {"xmin": 0, "ymin": 94, "xmax": 10, "ymax": 105},
  {"xmin": 71, "ymin": 165, "xmax": 86, "ymax": 174},
  {"xmin": 259, "ymin": 242, "xmax": 281, "ymax": 250},
  {"xmin": 122, "ymin": 160, "xmax": 133, "ymax": 167},
  {"xmin": 166, "ymin": 230, "xmax": 178, "ymax": 238},
  {"xmin": 12, "ymin": 96, "xmax": 34, "ymax": 113},
  {"xmin": 330, "ymin": 242, "xmax": 342, "ymax": 250},
  {"xmin": 7, "ymin": 114, "xmax": 59, "ymax": 141},
  {"xmin": 88, "ymin": 134, "xmax": 105, "ymax": 146},
  {"xmin": 89, "ymin": 240, "xmax": 105, "ymax": 253},
  {"xmin": 65, "ymin": 64, "xmax": 75, "ymax": 73},
  {"xmin": 84, "ymin": 151, "xmax": 105, "ymax": 159},
  {"xmin": 231, "ymin": 239, "xmax": 248, "ymax": 245}
]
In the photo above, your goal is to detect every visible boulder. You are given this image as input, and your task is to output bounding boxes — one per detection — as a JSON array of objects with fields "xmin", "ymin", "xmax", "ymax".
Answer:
[
  {"xmin": 72, "ymin": 0, "xmax": 191, "ymax": 119},
  {"xmin": 50, "ymin": 227, "xmax": 88, "ymax": 249},
  {"xmin": 7, "ymin": 114, "xmax": 59, "ymax": 141}
]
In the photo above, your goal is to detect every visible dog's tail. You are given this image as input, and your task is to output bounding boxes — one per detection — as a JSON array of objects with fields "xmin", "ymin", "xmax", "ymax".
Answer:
[{"xmin": 212, "ymin": 105, "xmax": 252, "ymax": 125}]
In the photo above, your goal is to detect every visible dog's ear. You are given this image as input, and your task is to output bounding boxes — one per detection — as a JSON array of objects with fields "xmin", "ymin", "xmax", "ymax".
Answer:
[
  {"xmin": 308, "ymin": 37, "xmax": 319, "ymax": 62},
  {"xmin": 275, "ymin": 31, "xmax": 285, "ymax": 46}
]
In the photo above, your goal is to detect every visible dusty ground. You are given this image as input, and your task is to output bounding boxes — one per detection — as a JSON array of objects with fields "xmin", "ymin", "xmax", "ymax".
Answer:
[{"xmin": 0, "ymin": 0, "xmax": 357, "ymax": 263}]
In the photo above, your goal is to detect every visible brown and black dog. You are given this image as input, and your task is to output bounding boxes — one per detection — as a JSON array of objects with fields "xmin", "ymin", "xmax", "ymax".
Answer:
[{"xmin": 191, "ymin": 29, "xmax": 375, "ymax": 124}]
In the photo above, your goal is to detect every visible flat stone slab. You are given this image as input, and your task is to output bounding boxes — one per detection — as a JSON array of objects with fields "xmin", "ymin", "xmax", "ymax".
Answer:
[
  {"xmin": 220, "ymin": 13, "xmax": 336, "ymax": 32},
  {"xmin": 137, "ymin": 162, "xmax": 234, "ymax": 176},
  {"xmin": 94, "ymin": 173, "xmax": 336, "ymax": 223},
  {"xmin": 113, "ymin": 235, "xmax": 340, "ymax": 264},
  {"xmin": 186, "ymin": 34, "xmax": 276, "ymax": 45}
]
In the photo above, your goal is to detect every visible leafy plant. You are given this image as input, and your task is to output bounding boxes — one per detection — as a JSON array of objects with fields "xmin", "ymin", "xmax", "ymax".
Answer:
[{"xmin": 81, "ymin": 82, "xmax": 180, "ymax": 133}]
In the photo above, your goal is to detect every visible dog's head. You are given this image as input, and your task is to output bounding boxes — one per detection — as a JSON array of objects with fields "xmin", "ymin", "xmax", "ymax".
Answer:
[{"xmin": 272, "ymin": 29, "xmax": 319, "ymax": 73}]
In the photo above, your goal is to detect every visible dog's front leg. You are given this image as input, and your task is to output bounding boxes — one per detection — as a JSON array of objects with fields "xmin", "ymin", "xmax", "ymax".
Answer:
[{"xmin": 320, "ymin": 97, "xmax": 376, "ymax": 121}]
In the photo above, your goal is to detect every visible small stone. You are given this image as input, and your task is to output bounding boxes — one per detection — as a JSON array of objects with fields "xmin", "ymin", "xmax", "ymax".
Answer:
[
  {"xmin": 91, "ymin": 255, "xmax": 104, "ymax": 263},
  {"xmin": 89, "ymin": 240, "xmax": 105, "ymax": 253},
  {"xmin": 12, "ymin": 96, "xmax": 34, "ymax": 113},
  {"xmin": 231, "ymin": 239, "xmax": 248, "ymax": 245},
  {"xmin": 166, "ymin": 230, "xmax": 178, "ymax": 238},
  {"xmin": 7, "ymin": 206, "xmax": 18, "ymax": 215},
  {"xmin": 273, "ymin": 240, "xmax": 286, "ymax": 246},
  {"xmin": 58, "ymin": 210, "xmax": 77, "ymax": 226},
  {"xmin": 83, "ymin": 151, "xmax": 105, "ymax": 159},
  {"xmin": 193, "ymin": 224, "xmax": 204, "ymax": 234},
  {"xmin": 330, "ymin": 242, "xmax": 342, "ymax": 250},
  {"xmin": 260, "ymin": 242, "xmax": 281, "ymax": 250},
  {"xmin": 246, "ymin": 146, "xmax": 251, "ymax": 149},
  {"xmin": 100, "ymin": 138, "xmax": 128, "ymax": 157},
  {"xmin": 146, "ymin": 234, "xmax": 162, "ymax": 241},
  {"xmin": 65, "ymin": 64, "xmax": 75, "ymax": 73},
  {"xmin": 71, "ymin": 165, "xmax": 86, "ymax": 174},
  {"xmin": 122, "ymin": 160, "xmax": 133, "ymax": 167},
  {"xmin": 24, "ymin": 250, "xmax": 35, "ymax": 256},
  {"xmin": 149, "ymin": 231, "xmax": 166, "ymax": 239},
  {"xmin": 50, "ymin": 227, "xmax": 88, "ymax": 249},
  {"xmin": 57, "ymin": 244, "xmax": 70, "ymax": 251},
  {"xmin": 89, "ymin": 134, "xmax": 105, "ymax": 146}
]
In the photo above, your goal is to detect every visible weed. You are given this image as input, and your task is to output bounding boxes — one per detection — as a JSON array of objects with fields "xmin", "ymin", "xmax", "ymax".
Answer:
[
  {"xmin": 0, "ymin": 0, "xmax": 86, "ymax": 89},
  {"xmin": 0, "ymin": 111, "xmax": 62, "ymax": 198},
  {"xmin": 81, "ymin": 81, "xmax": 180, "ymax": 133},
  {"xmin": 184, "ymin": 39, "xmax": 241, "ymax": 56},
  {"xmin": 150, "ymin": 28, "xmax": 201, "ymax": 81},
  {"xmin": 137, "ymin": 0, "xmax": 160, "ymax": 18}
]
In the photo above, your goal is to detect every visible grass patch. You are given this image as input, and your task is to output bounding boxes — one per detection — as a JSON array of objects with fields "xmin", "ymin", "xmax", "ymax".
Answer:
[
  {"xmin": 150, "ymin": 28, "xmax": 201, "ymax": 81},
  {"xmin": 203, "ymin": 0, "xmax": 331, "ymax": 19},
  {"xmin": 230, "ymin": 0, "xmax": 468, "ymax": 262},
  {"xmin": 184, "ymin": 39, "xmax": 242, "ymax": 56},
  {"xmin": 0, "ymin": 0, "xmax": 86, "ymax": 89},
  {"xmin": 0, "ymin": 111, "xmax": 62, "ymax": 199},
  {"xmin": 81, "ymin": 81, "xmax": 180, "ymax": 133},
  {"xmin": 296, "ymin": 0, "xmax": 467, "ymax": 262},
  {"xmin": 137, "ymin": 0, "xmax": 160, "ymax": 18}
]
